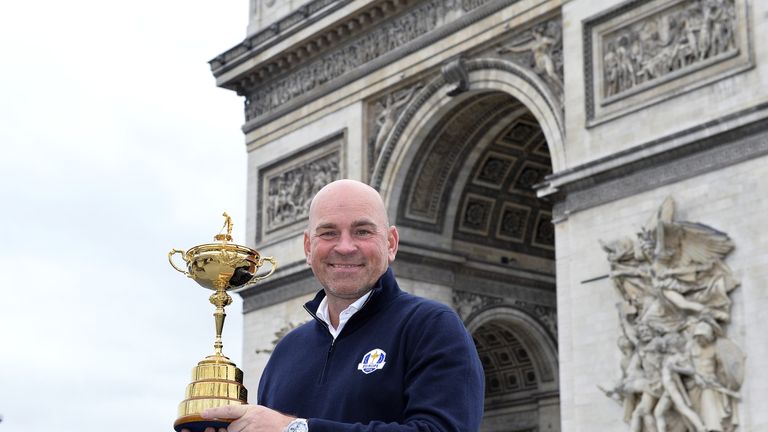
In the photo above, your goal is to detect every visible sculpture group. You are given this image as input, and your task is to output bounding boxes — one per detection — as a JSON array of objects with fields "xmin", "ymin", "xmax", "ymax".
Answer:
[
  {"xmin": 602, "ymin": 0, "xmax": 737, "ymax": 98},
  {"xmin": 600, "ymin": 198, "xmax": 744, "ymax": 432}
]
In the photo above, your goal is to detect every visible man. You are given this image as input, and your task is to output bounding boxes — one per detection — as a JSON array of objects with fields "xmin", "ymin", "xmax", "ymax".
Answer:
[{"xmin": 196, "ymin": 179, "xmax": 485, "ymax": 432}]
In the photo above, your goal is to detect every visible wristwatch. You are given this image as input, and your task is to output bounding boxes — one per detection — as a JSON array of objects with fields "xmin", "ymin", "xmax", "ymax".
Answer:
[{"xmin": 285, "ymin": 418, "xmax": 308, "ymax": 432}]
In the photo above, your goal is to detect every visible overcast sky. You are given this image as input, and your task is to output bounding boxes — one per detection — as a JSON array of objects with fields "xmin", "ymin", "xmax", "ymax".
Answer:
[{"xmin": 0, "ymin": 1, "xmax": 255, "ymax": 430}]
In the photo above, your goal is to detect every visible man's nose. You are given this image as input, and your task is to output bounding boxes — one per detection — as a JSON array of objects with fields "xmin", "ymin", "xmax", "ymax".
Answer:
[{"xmin": 334, "ymin": 230, "xmax": 358, "ymax": 254}]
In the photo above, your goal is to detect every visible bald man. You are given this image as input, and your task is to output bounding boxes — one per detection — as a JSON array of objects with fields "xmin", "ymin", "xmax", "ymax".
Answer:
[{"xmin": 199, "ymin": 179, "xmax": 484, "ymax": 432}]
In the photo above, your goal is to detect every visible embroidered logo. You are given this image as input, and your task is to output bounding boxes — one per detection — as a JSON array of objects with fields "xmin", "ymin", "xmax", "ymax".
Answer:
[{"xmin": 357, "ymin": 348, "xmax": 387, "ymax": 374}]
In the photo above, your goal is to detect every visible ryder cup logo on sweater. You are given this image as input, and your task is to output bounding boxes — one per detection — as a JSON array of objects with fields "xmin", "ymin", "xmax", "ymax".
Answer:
[{"xmin": 357, "ymin": 348, "xmax": 387, "ymax": 374}]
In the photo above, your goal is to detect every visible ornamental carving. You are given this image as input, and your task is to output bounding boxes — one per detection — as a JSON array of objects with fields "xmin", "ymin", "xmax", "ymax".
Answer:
[
  {"xmin": 265, "ymin": 153, "xmax": 339, "ymax": 233},
  {"xmin": 599, "ymin": 198, "xmax": 744, "ymax": 432},
  {"xmin": 585, "ymin": 0, "xmax": 750, "ymax": 124},
  {"xmin": 367, "ymin": 82, "xmax": 424, "ymax": 176},
  {"xmin": 453, "ymin": 290, "xmax": 503, "ymax": 321},
  {"xmin": 258, "ymin": 134, "xmax": 344, "ymax": 241},
  {"xmin": 496, "ymin": 20, "xmax": 564, "ymax": 99},
  {"xmin": 244, "ymin": 0, "xmax": 520, "ymax": 122},
  {"xmin": 602, "ymin": 0, "xmax": 737, "ymax": 98},
  {"xmin": 453, "ymin": 291, "xmax": 557, "ymax": 339},
  {"xmin": 462, "ymin": 0, "xmax": 493, "ymax": 11}
]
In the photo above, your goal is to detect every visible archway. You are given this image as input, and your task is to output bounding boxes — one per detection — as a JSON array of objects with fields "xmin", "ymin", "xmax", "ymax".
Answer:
[{"xmin": 379, "ymin": 60, "xmax": 562, "ymax": 431}]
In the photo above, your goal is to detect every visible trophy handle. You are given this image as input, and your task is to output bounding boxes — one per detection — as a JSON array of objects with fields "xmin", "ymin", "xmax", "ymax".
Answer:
[
  {"xmin": 249, "ymin": 256, "xmax": 277, "ymax": 283},
  {"xmin": 168, "ymin": 249, "xmax": 191, "ymax": 276}
]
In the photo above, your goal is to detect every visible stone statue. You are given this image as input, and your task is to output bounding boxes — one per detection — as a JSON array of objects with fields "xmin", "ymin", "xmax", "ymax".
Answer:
[
  {"xmin": 498, "ymin": 23, "xmax": 563, "ymax": 92},
  {"xmin": 369, "ymin": 84, "xmax": 421, "ymax": 162},
  {"xmin": 600, "ymin": 197, "xmax": 744, "ymax": 431},
  {"xmin": 686, "ymin": 320, "xmax": 744, "ymax": 432}
]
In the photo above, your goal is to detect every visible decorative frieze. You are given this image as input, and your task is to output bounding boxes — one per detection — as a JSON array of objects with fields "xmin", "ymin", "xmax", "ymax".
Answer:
[
  {"xmin": 453, "ymin": 290, "xmax": 504, "ymax": 321},
  {"xmin": 600, "ymin": 197, "xmax": 744, "ymax": 431},
  {"xmin": 584, "ymin": 0, "xmax": 751, "ymax": 125},
  {"xmin": 241, "ymin": 0, "xmax": 522, "ymax": 125},
  {"xmin": 453, "ymin": 290, "xmax": 557, "ymax": 339},
  {"xmin": 257, "ymin": 132, "xmax": 344, "ymax": 243}
]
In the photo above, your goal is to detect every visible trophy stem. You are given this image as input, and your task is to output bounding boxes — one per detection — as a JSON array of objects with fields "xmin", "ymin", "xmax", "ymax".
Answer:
[
  {"xmin": 210, "ymin": 280, "xmax": 233, "ymax": 357},
  {"xmin": 214, "ymin": 306, "xmax": 226, "ymax": 356}
]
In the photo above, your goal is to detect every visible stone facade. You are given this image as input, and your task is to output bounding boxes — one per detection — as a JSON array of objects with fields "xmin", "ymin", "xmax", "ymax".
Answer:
[{"xmin": 212, "ymin": 0, "xmax": 768, "ymax": 430}]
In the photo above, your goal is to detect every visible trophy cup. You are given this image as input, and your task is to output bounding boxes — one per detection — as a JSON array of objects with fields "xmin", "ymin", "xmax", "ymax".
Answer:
[{"xmin": 168, "ymin": 213, "xmax": 276, "ymax": 432}]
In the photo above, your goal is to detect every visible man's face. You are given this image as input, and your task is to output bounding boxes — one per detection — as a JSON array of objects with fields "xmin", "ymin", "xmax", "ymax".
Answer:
[{"xmin": 304, "ymin": 181, "xmax": 398, "ymax": 302}]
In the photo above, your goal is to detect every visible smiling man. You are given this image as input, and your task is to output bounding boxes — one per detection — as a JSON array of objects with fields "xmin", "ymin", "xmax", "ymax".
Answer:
[{"xmin": 199, "ymin": 179, "xmax": 484, "ymax": 432}]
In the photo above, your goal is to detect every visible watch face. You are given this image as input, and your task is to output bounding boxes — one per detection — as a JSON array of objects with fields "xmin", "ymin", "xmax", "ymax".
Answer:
[{"xmin": 288, "ymin": 419, "xmax": 308, "ymax": 432}]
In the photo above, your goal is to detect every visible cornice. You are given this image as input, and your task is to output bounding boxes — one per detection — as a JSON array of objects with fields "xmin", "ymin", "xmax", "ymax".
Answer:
[
  {"xmin": 209, "ymin": 0, "xmax": 413, "ymax": 92},
  {"xmin": 209, "ymin": 0, "xmax": 353, "ymax": 78},
  {"xmin": 210, "ymin": 0, "xmax": 527, "ymax": 133}
]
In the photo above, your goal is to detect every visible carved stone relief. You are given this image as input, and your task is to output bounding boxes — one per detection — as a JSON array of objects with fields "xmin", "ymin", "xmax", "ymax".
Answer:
[
  {"xmin": 258, "ymin": 133, "xmax": 344, "ymax": 242},
  {"xmin": 243, "ymin": 0, "xmax": 522, "ymax": 122},
  {"xmin": 462, "ymin": 0, "xmax": 493, "ymax": 11},
  {"xmin": 496, "ymin": 19, "xmax": 564, "ymax": 99},
  {"xmin": 459, "ymin": 194, "xmax": 497, "ymax": 235},
  {"xmin": 602, "ymin": 0, "xmax": 737, "ymax": 98},
  {"xmin": 366, "ymin": 81, "xmax": 424, "ymax": 177},
  {"xmin": 585, "ymin": 0, "xmax": 751, "ymax": 125},
  {"xmin": 473, "ymin": 152, "xmax": 516, "ymax": 189},
  {"xmin": 453, "ymin": 290, "xmax": 557, "ymax": 340},
  {"xmin": 495, "ymin": 203, "xmax": 530, "ymax": 243},
  {"xmin": 599, "ymin": 197, "xmax": 744, "ymax": 431},
  {"xmin": 453, "ymin": 290, "xmax": 504, "ymax": 322}
]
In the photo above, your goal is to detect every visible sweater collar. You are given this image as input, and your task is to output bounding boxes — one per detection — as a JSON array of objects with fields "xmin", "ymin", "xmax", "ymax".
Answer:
[{"xmin": 305, "ymin": 267, "xmax": 401, "ymax": 320}]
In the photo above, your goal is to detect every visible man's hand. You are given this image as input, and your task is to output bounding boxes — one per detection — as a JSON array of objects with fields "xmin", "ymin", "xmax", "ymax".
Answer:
[{"xmin": 180, "ymin": 404, "xmax": 295, "ymax": 432}]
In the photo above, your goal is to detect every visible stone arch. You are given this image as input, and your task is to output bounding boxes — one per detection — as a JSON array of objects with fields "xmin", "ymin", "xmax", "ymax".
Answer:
[
  {"xmin": 467, "ymin": 305, "xmax": 559, "ymax": 391},
  {"xmin": 373, "ymin": 58, "xmax": 562, "ymax": 431},
  {"xmin": 374, "ymin": 58, "xmax": 565, "ymax": 210}
]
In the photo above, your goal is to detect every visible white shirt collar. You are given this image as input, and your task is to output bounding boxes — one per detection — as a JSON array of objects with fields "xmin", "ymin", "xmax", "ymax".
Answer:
[{"xmin": 315, "ymin": 291, "xmax": 372, "ymax": 340}]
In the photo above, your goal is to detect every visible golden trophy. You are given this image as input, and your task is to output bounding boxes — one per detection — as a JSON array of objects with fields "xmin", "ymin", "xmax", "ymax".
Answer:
[{"xmin": 168, "ymin": 213, "xmax": 276, "ymax": 432}]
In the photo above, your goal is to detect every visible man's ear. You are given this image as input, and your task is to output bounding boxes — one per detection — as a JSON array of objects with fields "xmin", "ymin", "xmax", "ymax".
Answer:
[
  {"xmin": 304, "ymin": 230, "xmax": 312, "ymax": 265},
  {"xmin": 387, "ymin": 226, "xmax": 399, "ymax": 263}
]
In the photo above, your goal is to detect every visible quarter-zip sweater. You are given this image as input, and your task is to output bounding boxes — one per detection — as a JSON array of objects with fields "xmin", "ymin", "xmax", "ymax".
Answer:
[{"xmin": 257, "ymin": 268, "xmax": 485, "ymax": 432}]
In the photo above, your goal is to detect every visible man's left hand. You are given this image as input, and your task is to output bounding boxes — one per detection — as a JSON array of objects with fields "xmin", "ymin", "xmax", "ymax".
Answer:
[{"xmin": 181, "ymin": 404, "xmax": 295, "ymax": 432}]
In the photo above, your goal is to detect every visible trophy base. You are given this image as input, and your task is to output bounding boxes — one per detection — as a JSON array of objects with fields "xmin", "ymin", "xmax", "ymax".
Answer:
[
  {"xmin": 175, "ymin": 355, "xmax": 248, "ymax": 431},
  {"xmin": 174, "ymin": 414, "xmax": 230, "ymax": 432}
]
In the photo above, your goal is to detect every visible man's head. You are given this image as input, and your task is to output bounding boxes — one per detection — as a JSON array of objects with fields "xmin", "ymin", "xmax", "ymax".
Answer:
[{"xmin": 304, "ymin": 179, "xmax": 399, "ymax": 302}]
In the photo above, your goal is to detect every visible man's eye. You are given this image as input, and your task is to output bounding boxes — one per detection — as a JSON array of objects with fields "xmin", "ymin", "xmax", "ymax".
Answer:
[
  {"xmin": 355, "ymin": 229, "xmax": 373, "ymax": 236},
  {"xmin": 318, "ymin": 232, "xmax": 337, "ymax": 238}
]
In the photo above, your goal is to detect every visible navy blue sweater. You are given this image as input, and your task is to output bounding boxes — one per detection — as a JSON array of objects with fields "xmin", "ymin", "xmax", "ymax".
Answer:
[{"xmin": 257, "ymin": 268, "xmax": 484, "ymax": 431}]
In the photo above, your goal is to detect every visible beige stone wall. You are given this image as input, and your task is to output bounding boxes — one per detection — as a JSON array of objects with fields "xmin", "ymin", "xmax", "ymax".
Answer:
[
  {"xmin": 561, "ymin": 0, "xmax": 768, "ymax": 169},
  {"xmin": 555, "ymin": 154, "xmax": 768, "ymax": 430}
]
